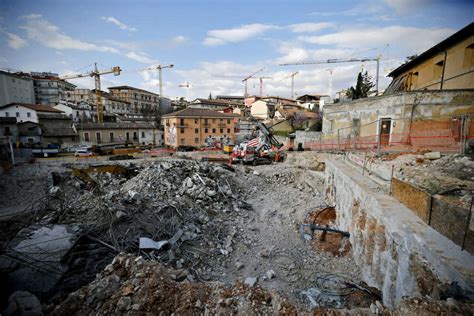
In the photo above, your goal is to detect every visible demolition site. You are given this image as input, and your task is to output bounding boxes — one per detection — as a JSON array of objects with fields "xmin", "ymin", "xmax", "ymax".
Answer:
[{"xmin": 0, "ymin": 148, "xmax": 473, "ymax": 315}]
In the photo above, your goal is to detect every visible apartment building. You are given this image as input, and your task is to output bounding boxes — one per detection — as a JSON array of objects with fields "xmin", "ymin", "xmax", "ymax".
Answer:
[
  {"xmin": 108, "ymin": 85, "xmax": 160, "ymax": 115},
  {"xmin": 66, "ymin": 89, "xmax": 132, "ymax": 115},
  {"xmin": 31, "ymin": 72, "xmax": 76, "ymax": 106},
  {"xmin": 162, "ymin": 108, "xmax": 236, "ymax": 148},
  {"xmin": 0, "ymin": 71, "xmax": 35, "ymax": 106},
  {"xmin": 78, "ymin": 122, "xmax": 163, "ymax": 146}
]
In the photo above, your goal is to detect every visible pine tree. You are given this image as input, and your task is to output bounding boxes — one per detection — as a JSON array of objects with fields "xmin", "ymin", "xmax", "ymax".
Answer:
[
  {"xmin": 208, "ymin": 92, "xmax": 213, "ymax": 100},
  {"xmin": 346, "ymin": 71, "xmax": 374, "ymax": 99}
]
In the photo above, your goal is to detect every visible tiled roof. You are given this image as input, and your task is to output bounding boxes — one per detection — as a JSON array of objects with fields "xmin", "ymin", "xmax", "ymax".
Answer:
[
  {"xmin": 162, "ymin": 107, "xmax": 236, "ymax": 118},
  {"xmin": 0, "ymin": 103, "xmax": 64, "ymax": 113}
]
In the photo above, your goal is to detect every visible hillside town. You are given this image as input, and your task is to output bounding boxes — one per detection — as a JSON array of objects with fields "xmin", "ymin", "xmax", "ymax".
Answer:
[{"xmin": 0, "ymin": 1, "xmax": 473, "ymax": 315}]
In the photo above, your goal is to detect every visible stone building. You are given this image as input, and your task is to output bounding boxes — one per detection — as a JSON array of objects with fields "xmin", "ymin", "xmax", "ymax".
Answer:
[
  {"xmin": 108, "ymin": 85, "xmax": 160, "ymax": 115},
  {"xmin": 78, "ymin": 122, "xmax": 162, "ymax": 146},
  {"xmin": 162, "ymin": 108, "xmax": 236, "ymax": 148}
]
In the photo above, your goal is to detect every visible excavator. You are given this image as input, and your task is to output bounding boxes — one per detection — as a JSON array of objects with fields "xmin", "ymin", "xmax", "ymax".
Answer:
[{"xmin": 230, "ymin": 108, "xmax": 285, "ymax": 165}]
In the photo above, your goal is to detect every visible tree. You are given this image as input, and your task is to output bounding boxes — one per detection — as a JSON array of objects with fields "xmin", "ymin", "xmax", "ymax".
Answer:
[
  {"xmin": 346, "ymin": 71, "xmax": 375, "ymax": 100},
  {"xmin": 208, "ymin": 92, "xmax": 213, "ymax": 100}
]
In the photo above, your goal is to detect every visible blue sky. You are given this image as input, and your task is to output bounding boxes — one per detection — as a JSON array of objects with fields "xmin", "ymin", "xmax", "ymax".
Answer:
[{"xmin": 0, "ymin": 0, "xmax": 472, "ymax": 100}]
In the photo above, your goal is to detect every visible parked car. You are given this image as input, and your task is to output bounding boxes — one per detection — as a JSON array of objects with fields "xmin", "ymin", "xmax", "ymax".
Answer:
[{"xmin": 74, "ymin": 149, "xmax": 95, "ymax": 157}]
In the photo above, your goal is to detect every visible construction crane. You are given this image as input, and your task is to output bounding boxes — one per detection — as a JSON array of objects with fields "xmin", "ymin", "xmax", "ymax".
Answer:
[
  {"xmin": 258, "ymin": 76, "xmax": 272, "ymax": 97},
  {"xmin": 280, "ymin": 57, "xmax": 381, "ymax": 95},
  {"xmin": 137, "ymin": 64, "xmax": 174, "ymax": 97},
  {"xmin": 276, "ymin": 71, "xmax": 299, "ymax": 99},
  {"xmin": 178, "ymin": 81, "xmax": 192, "ymax": 101},
  {"xmin": 60, "ymin": 63, "xmax": 121, "ymax": 123},
  {"xmin": 242, "ymin": 67, "xmax": 265, "ymax": 97}
]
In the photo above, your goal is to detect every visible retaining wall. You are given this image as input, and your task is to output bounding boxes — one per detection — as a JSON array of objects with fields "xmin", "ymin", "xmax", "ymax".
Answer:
[{"xmin": 324, "ymin": 159, "xmax": 474, "ymax": 307}]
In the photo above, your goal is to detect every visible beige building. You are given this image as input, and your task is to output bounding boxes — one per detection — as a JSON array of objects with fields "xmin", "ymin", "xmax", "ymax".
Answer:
[
  {"xmin": 0, "ymin": 71, "xmax": 35, "ymax": 106},
  {"xmin": 78, "ymin": 122, "xmax": 163, "ymax": 146},
  {"xmin": 162, "ymin": 108, "xmax": 236, "ymax": 148},
  {"xmin": 386, "ymin": 23, "xmax": 474, "ymax": 93}
]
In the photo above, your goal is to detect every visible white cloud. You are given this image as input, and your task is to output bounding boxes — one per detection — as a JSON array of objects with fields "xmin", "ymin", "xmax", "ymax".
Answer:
[
  {"xmin": 288, "ymin": 22, "xmax": 334, "ymax": 33},
  {"xmin": 125, "ymin": 51, "xmax": 158, "ymax": 64},
  {"xmin": 203, "ymin": 23, "xmax": 276, "ymax": 46},
  {"xmin": 3, "ymin": 31, "xmax": 27, "ymax": 49},
  {"xmin": 275, "ymin": 42, "xmax": 355, "ymax": 64},
  {"xmin": 297, "ymin": 26, "xmax": 454, "ymax": 54},
  {"xmin": 172, "ymin": 35, "xmax": 188, "ymax": 44},
  {"xmin": 101, "ymin": 16, "xmax": 137, "ymax": 32},
  {"xmin": 20, "ymin": 14, "xmax": 119, "ymax": 53},
  {"xmin": 384, "ymin": 0, "xmax": 429, "ymax": 13}
]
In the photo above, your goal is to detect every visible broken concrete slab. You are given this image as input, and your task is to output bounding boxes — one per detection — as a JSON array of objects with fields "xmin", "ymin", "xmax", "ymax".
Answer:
[{"xmin": 424, "ymin": 151, "xmax": 441, "ymax": 160}]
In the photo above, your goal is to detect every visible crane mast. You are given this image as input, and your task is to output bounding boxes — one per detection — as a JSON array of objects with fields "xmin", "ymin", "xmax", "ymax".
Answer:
[
  {"xmin": 60, "ymin": 63, "xmax": 121, "ymax": 123},
  {"xmin": 280, "ymin": 57, "xmax": 381, "ymax": 95}
]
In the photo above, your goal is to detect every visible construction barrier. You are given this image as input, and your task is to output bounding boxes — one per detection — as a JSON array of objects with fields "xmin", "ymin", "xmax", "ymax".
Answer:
[{"xmin": 303, "ymin": 114, "xmax": 473, "ymax": 153}]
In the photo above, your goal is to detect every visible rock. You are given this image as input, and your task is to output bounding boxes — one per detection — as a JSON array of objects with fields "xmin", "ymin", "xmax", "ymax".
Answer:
[
  {"xmin": 115, "ymin": 211, "xmax": 127, "ymax": 219},
  {"xmin": 303, "ymin": 234, "xmax": 312, "ymax": 241},
  {"xmin": 370, "ymin": 303, "xmax": 377, "ymax": 314},
  {"xmin": 3, "ymin": 291, "xmax": 42, "ymax": 316},
  {"xmin": 253, "ymin": 171, "xmax": 260, "ymax": 176},
  {"xmin": 244, "ymin": 277, "xmax": 258, "ymax": 287},
  {"xmin": 235, "ymin": 262, "xmax": 244, "ymax": 270},
  {"xmin": 131, "ymin": 304, "xmax": 140, "ymax": 311},
  {"xmin": 185, "ymin": 177, "xmax": 194, "ymax": 188},
  {"xmin": 117, "ymin": 296, "xmax": 132, "ymax": 311},
  {"xmin": 128, "ymin": 190, "xmax": 141, "ymax": 201},
  {"xmin": 49, "ymin": 186, "xmax": 60, "ymax": 196},
  {"xmin": 266, "ymin": 270, "xmax": 275, "ymax": 279},
  {"xmin": 424, "ymin": 152, "xmax": 441, "ymax": 160},
  {"xmin": 207, "ymin": 190, "xmax": 217, "ymax": 197},
  {"xmin": 375, "ymin": 300, "xmax": 383, "ymax": 309},
  {"xmin": 446, "ymin": 297, "xmax": 459, "ymax": 310},
  {"xmin": 195, "ymin": 300, "xmax": 202, "ymax": 308}
]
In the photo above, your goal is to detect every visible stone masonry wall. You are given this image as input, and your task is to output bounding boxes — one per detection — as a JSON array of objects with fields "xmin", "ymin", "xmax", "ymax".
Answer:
[{"xmin": 324, "ymin": 159, "xmax": 474, "ymax": 307}]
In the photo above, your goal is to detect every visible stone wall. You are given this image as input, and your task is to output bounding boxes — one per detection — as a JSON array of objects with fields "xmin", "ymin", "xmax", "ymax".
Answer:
[
  {"xmin": 324, "ymin": 159, "xmax": 474, "ymax": 307},
  {"xmin": 294, "ymin": 130, "xmax": 321, "ymax": 147}
]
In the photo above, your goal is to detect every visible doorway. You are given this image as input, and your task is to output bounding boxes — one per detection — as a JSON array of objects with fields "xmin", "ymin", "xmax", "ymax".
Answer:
[{"xmin": 379, "ymin": 118, "xmax": 392, "ymax": 146}]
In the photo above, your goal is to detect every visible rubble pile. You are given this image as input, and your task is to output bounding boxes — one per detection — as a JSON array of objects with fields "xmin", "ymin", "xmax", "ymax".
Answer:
[
  {"xmin": 48, "ymin": 253, "xmax": 297, "ymax": 315},
  {"xmin": 50, "ymin": 160, "xmax": 251, "ymax": 273}
]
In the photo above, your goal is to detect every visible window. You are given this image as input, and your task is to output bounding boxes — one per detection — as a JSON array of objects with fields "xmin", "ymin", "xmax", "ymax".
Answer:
[
  {"xmin": 180, "ymin": 128, "xmax": 185, "ymax": 133},
  {"xmin": 166, "ymin": 119, "xmax": 170, "ymax": 126},
  {"xmin": 27, "ymin": 112, "xmax": 31, "ymax": 118},
  {"xmin": 141, "ymin": 131, "xmax": 145, "ymax": 138},
  {"xmin": 180, "ymin": 138, "xmax": 185, "ymax": 145},
  {"xmin": 4, "ymin": 127, "xmax": 11, "ymax": 135},
  {"xmin": 212, "ymin": 128, "xmax": 216, "ymax": 133},
  {"xmin": 5, "ymin": 112, "xmax": 8, "ymax": 117},
  {"xmin": 110, "ymin": 132, "xmax": 114, "ymax": 141},
  {"xmin": 195, "ymin": 138, "xmax": 199, "ymax": 143},
  {"xmin": 220, "ymin": 118, "xmax": 223, "ymax": 122},
  {"xmin": 16, "ymin": 112, "xmax": 19, "ymax": 118},
  {"xmin": 204, "ymin": 118, "xmax": 208, "ymax": 125},
  {"xmin": 227, "ymin": 119, "xmax": 230, "ymax": 124},
  {"xmin": 464, "ymin": 43, "xmax": 474, "ymax": 68},
  {"xmin": 205, "ymin": 128, "xmax": 208, "ymax": 133},
  {"xmin": 227, "ymin": 128, "xmax": 230, "ymax": 134},
  {"xmin": 180, "ymin": 118, "xmax": 185, "ymax": 126},
  {"xmin": 96, "ymin": 132, "xmax": 101, "ymax": 143},
  {"xmin": 434, "ymin": 60, "xmax": 444, "ymax": 78},
  {"xmin": 195, "ymin": 128, "xmax": 198, "ymax": 133},
  {"xmin": 133, "ymin": 132, "xmax": 138, "ymax": 140},
  {"xmin": 126, "ymin": 132, "xmax": 130, "ymax": 140},
  {"xmin": 194, "ymin": 119, "xmax": 198, "ymax": 124},
  {"xmin": 84, "ymin": 132, "xmax": 90, "ymax": 142},
  {"xmin": 220, "ymin": 128, "xmax": 223, "ymax": 133}
]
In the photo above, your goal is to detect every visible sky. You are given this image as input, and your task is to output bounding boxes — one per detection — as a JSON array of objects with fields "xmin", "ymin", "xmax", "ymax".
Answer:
[{"xmin": 0, "ymin": 0, "xmax": 472, "ymax": 100}]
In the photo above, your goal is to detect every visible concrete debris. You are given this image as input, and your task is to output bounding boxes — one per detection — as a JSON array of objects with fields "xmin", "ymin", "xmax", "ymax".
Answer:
[
  {"xmin": 424, "ymin": 151, "xmax": 441, "ymax": 160},
  {"xmin": 138, "ymin": 237, "xmax": 169, "ymax": 250},
  {"xmin": 266, "ymin": 269, "xmax": 276, "ymax": 279},
  {"xmin": 48, "ymin": 253, "xmax": 297, "ymax": 315},
  {"xmin": 244, "ymin": 276, "xmax": 258, "ymax": 287}
]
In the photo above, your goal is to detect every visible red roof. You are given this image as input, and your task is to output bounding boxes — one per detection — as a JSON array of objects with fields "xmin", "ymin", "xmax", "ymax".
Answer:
[{"xmin": 0, "ymin": 103, "xmax": 64, "ymax": 113}]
